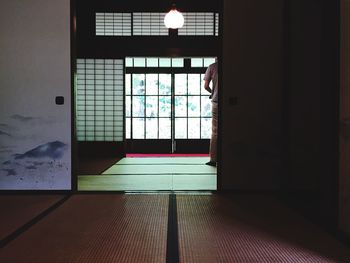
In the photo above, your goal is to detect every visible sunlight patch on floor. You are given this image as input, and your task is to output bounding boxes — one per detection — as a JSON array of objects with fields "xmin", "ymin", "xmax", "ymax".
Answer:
[{"xmin": 78, "ymin": 157, "xmax": 217, "ymax": 191}]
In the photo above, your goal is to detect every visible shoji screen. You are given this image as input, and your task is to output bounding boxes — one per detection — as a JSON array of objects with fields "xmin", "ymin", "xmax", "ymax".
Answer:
[{"xmin": 75, "ymin": 59, "xmax": 124, "ymax": 142}]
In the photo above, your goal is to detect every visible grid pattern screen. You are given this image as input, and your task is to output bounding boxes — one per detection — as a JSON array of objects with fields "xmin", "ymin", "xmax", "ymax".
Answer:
[
  {"xmin": 75, "ymin": 59, "xmax": 124, "ymax": 141},
  {"xmin": 215, "ymin": 13, "xmax": 219, "ymax": 36},
  {"xmin": 95, "ymin": 12, "xmax": 219, "ymax": 36},
  {"xmin": 178, "ymin": 13, "xmax": 217, "ymax": 36},
  {"xmin": 133, "ymin": 13, "xmax": 168, "ymax": 36},
  {"xmin": 96, "ymin": 13, "xmax": 132, "ymax": 36}
]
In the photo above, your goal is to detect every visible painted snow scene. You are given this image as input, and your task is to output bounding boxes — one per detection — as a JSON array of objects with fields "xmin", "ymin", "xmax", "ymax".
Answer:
[{"xmin": 0, "ymin": 114, "xmax": 71, "ymax": 190}]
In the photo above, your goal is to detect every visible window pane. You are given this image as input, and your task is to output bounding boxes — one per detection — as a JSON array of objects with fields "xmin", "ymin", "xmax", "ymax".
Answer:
[
  {"xmin": 204, "ymin": 58, "xmax": 216, "ymax": 67},
  {"xmin": 146, "ymin": 74, "xmax": 158, "ymax": 95},
  {"xmin": 132, "ymin": 118, "xmax": 145, "ymax": 139},
  {"xmin": 191, "ymin": 58, "xmax": 203, "ymax": 67},
  {"xmin": 146, "ymin": 118, "xmax": 158, "ymax": 139},
  {"xmin": 125, "ymin": 58, "xmax": 133, "ymax": 67},
  {"xmin": 132, "ymin": 96, "xmax": 145, "ymax": 117},
  {"xmin": 134, "ymin": 57, "xmax": 146, "ymax": 67},
  {"xmin": 146, "ymin": 58, "xmax": 158, "ymax": 67},
  {"xmin": 159, "ymin": 58, "xmax": 171, "ymax": 67},
  {"xmin": 159, "ymin": 96, "xmax": 171, "ymax": 117},
  {"xmin": 159, "ymin": 74, "xmax": 171, "ymax": 95},
  {"xmin": 175, "ymin": 96, "xmax": 187, "ymax": 117},
  {"xmin": 172, "ymin": 58, "xmax": 184, "ymax": 67},
  {"xmin": 175, "ymin": 118, "xmax": 187, "ymax": 139},
  {"xmin": 175, "ymin": 74, "xmax": 187, "ymax": 95},
  {"xmin": 188, "ymin": 96, "xmax": 200, "ymax": 117},
  {"xmin": 188, "ymin": 118, "xmax": 200, "ymax": 139},
  {"xmin": 146, "ymin": 96, "xmax": 158, "ymax": 117},
  {"xmin": 126, "ymin": 96, "xmax": 131, "ymax": 117},
  {"xmin": 188, "ymin": 74, "xmax": 200, "ymax": 95},
  {"xmin": 132, "ymin": 74, "xmax": 145, "ymax": 95},
  {"xmin": 201, "ymin": 117, "xmax": 211, "ymax": 139},
  {"xmin": 126, "ymin": 117, "xmax": 131, "ymax": 139},
  {"xmin": 159, "ymin": 118, "xmax": 171, "ymax": 139},
  {"xmin": 201, "ymin": 96, "xmax": 212, "ymax": 117},
  {"xmin": 125, "ymin": 74, "xmax": 131, "ymax": 95}
]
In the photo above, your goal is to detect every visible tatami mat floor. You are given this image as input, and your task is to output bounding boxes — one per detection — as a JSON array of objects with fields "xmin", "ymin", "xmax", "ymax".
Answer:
[
  {"xmin": 177, "ymin": 194, "xmax": 350, "ymax": 262},
  {"xmin": 1, "ymin": 194, "xmax": 350, "ymax": 262},
  {"xmin": 0, "ymin": 195, "xmax": 63, "ymax": 241},
  {"xmin": 0, "ymin": 195, "xmax": 168, "ymax": 263},
  {"xmin": 78, "ymin": 157, "xmax": 217, "ymax": 191}
]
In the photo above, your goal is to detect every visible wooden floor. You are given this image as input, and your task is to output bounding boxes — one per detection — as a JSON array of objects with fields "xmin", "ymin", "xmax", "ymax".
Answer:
[{"xmin": 78, "ymin": 157, "xmax": 217, "ymax": 191}]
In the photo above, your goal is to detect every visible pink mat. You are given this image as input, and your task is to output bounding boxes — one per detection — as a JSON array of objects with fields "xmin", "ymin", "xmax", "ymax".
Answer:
[{"xmin": 126, "ymin": 153, "xmax": 209, "ymax": 157}]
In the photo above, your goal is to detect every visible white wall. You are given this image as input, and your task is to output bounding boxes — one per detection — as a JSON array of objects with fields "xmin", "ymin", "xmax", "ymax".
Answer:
[{"xmin": 0, "ymin": 0, "xmax": 71, "ymax": 189}]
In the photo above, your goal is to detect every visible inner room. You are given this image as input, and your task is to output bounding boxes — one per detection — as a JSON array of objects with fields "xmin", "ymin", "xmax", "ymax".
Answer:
[{"xmin": 75, "ymin": 0, "xmax": 221, "ymax": 191}]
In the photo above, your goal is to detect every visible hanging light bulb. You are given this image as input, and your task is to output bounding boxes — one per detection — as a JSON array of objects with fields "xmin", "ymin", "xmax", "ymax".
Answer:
[{"xmin": 164, "ymin": 5, "xmax": 184, "ymax": 29}]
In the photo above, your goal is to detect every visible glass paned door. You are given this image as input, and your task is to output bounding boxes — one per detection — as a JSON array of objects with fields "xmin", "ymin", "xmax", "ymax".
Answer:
[
  {"xmin": 173, "ymin": 73, "xmax": 211, "ymax": 153},
  {"xmin": 126, "ymin": 73, "xmax": 173, "ymax": 152},
  {"xmin": 174, "ymin": 74, "xmax": 212, "ymax": 140},
  {"xmin": 125, "ymin": 57, "xmax": 215, "ymax": 153}
]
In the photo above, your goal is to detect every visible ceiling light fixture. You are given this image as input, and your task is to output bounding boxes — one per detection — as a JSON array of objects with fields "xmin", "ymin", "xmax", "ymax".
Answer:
[{"xmin": 164, "ymin": 4, "xmax": 184, "ymax": 29}]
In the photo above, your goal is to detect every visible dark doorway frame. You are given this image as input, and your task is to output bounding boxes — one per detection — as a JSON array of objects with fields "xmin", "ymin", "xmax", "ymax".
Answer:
[{"xmin": 71, "ymin": 0, "xmax": 224, "ymax": 191}]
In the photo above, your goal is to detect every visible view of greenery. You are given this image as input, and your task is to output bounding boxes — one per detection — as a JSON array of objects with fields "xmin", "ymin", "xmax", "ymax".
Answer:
[{"xmin": 125, "ymin": 72, "xmax": 211, "ymax": 139}]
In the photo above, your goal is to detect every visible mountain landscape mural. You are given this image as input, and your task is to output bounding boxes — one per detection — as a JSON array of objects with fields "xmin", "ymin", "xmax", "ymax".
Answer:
[{"xmin": 0, "ymin": 114, "xmax": 70, "ymax": 189}]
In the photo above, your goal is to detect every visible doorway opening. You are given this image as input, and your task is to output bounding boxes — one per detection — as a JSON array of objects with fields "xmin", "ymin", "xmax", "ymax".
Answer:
[
  {"xmin": 76, "ymin": 56, "xmax": 217, "ymax": 191},
  {"xmin": 73, "ymin": 1, "xmax": 222, "ymax": 191}
]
